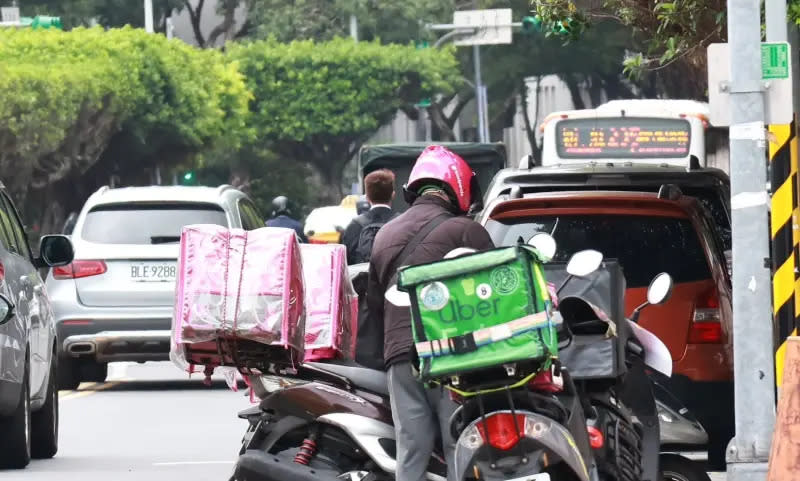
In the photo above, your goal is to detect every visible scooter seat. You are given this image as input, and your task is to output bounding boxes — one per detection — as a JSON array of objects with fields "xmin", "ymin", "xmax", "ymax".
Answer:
[{"xmin": 306, "ymin": 361, "xmax": 389, "ymax": 396}]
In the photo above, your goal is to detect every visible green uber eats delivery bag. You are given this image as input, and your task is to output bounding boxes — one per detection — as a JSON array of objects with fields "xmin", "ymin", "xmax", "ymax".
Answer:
[{"xmin": 397, "ymin": 245, "xmax": 558, "ymax": 384}]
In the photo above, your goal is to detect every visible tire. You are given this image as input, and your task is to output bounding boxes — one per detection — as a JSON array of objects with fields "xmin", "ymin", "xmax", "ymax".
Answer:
[
  {"xmin": 660, "ymin": 454, "xmax": 712, "ymax": 481},
  {"xmin": 31, "ymin": 354, "xmax": 59, "ymax": 459},
  {"xmin": 0, "ymin": 361, "xmax": 32, "ymax": 469},
  {"xmin": 57, "ymin": 356, "xmax": 81, "ymax": 391},
  {"xmin": 81, "ymin": 361, "xmax": 107, "ymax": 383}
]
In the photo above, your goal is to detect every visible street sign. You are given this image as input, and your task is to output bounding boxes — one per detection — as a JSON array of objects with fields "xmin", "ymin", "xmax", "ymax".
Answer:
[
  {"xmin": 452, "ymin": 9, "xmax": 513, "ymax": 46},
  {"xmin": 1, "ymin": 7, "xmax": 20, "ymax": 23},
  {"xmin": 762, "ymin": 42, "xmax": 790, "ymax": 79},
  {"xmin": 707, "ymin": 42, "xmax": 793, "ymax": 126}
]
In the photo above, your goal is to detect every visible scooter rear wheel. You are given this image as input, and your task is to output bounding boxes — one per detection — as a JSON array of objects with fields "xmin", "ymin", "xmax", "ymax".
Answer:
[{"xmin": 660, "ymin": 454, "xmax": 712, "ymax": 481}]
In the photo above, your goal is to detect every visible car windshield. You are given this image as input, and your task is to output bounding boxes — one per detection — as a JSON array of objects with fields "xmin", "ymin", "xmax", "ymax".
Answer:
[
  {"xmin": 484, "ymin": 214, "xmax": 712, "ymax": 288},
  {"xmin": 81, "ymin": 203, "xmax": 228, "ymax": 244}
]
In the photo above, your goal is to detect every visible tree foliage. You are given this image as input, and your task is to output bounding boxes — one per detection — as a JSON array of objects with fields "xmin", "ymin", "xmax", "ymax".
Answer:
[
  {"xmin": 531, "ymin": 0, "xmax": 800, "ymax": 98},
  {"xmin": 0, "ymin": 27, "xmax": 250, "ymax": 232},
  {"xmin": 227, "ymin": 38, "xmax": 461, "ymax": 202}
]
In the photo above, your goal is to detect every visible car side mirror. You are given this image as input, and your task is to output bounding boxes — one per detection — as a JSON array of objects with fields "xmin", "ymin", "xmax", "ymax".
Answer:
[
  {"xmin": 36, "ymin": 235, "xmax": 74, "ymax": 268},
  {"xmin": 0, "ymin": 294, "xmax": 14, "ymax": 326}
]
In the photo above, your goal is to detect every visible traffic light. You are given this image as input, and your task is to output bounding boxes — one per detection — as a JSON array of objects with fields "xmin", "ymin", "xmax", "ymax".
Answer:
[
  {"xmin": 521, "ymin": 15, "xmax": 543, "ymax": 35},
  {"xmin": 181, "ymin": 171, "xmax": 196, "ymax": 186}
]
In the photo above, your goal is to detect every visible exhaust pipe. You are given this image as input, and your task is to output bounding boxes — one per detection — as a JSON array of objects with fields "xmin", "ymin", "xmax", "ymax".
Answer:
[{"xmin": 67, "ymin": 342, "xmax": 96, "ymax": 356}]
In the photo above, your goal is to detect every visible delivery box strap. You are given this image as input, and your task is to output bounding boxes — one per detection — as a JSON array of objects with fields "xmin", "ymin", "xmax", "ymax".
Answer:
[{"xmin": 415, "ymin": 310, "xmax": 562, "ymax": 359}]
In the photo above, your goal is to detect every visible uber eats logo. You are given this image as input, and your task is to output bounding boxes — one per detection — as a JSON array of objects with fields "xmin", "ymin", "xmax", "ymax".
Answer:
[{"xmin": 420, "ymin": 281, "xmax": 501, "ymax": 324}]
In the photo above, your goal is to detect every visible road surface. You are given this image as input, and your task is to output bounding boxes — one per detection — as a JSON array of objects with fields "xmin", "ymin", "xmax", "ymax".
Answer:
[
  {"xmin": 8, "ymin": 362, "xmax": 251, "ymax": 481},
  {"xmin": 3, "ymin": 361, "xmax": 728, "ymax": 481}
]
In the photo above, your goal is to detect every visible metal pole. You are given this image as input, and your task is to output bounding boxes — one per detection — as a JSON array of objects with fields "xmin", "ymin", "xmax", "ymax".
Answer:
[
  {"xmin": 727, "ymin": 0, "xmax": 777, "ymax": 479},
  {"xmin": 350, "ymin": 14, "xmax": 358, "ymax": 42},
  {"xmin": 473, "ymin": 45, "xmax": 487, "ymax": 142},
  {"xmin": 144, "ymin": 0, "xmax": 154, "ymax": 33},
  {"xmin": 766, "ymin": 0, "xmax": 788, "ymax": 42},
  {"xmin": 166, "ymin": 16, "xmax": 174, "ymax": 40}
]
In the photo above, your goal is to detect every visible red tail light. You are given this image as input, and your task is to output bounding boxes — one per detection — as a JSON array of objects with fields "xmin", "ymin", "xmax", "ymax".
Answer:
[
  {"xmin": 308, "ymin": 238, "xmax": 328, "ymax": 244},
  {"xmin": 476, "ymin": 413, "xmax": 526, "ymax": 451},
  {"xmin": 53, "ymin": 260, "xmax": 107, "ymax": 280},
  {"xmin": 529, "ymin": 369, "xmax": 563, "ymax": 393},
  {"xmin": 689, "ymin": 287, "xmax": 722, "ymax": 343},
  {"xmin": 587, "ymin": 425, "xmax": 604, "ymax": 449}
]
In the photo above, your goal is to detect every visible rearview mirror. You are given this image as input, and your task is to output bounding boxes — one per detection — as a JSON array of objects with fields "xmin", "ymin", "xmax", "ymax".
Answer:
[
  {"xmin": 36, "ymin": 235, "xmax": 74, "ymax": 268},
  {"xmin": 647, "ymin": 273, "xmax": 674, "ymax": 305},
  {"xmin": 385, "ymin": 284, "xmax": 411, "ymax": 307},
  {"xmin": 0, "ymin": 294, "xmax": 14, "ymax": 326},
  {"xmin": 566, "ymin": 250, "xmax": 603, "ymax": 277},
  {"xmin": 528, "ymin": 233, "xmax": 556, "ymax": 262}
]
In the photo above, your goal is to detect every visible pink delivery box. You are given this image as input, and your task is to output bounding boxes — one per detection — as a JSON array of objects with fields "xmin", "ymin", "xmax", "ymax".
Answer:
[
  {"xmin": 170, "ymin": 225, "xmax": 306, "ymax": 374},
  {"xmin": 300, "ymin": 244, "xmax": 358, "ymax": 361}
]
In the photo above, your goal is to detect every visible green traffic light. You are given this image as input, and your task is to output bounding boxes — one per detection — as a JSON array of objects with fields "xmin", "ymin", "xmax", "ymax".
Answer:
[{"xmin": 183, "ymin": 172, "xmax": 193, "ymax": 181}]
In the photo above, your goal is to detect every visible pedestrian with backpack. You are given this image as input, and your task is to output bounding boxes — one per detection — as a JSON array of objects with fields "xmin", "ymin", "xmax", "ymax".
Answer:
[{"xmin": 341, "ymin": 169, "xmax": 397, "ymax": 265}]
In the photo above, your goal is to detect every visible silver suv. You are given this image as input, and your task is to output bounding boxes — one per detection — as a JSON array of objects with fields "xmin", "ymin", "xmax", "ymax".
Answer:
[{"xmin": 46, "ymin": 185, "xmax": 265, "ymax": 389}]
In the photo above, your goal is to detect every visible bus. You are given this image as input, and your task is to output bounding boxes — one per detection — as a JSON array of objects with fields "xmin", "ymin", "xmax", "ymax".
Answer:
[{"xmin": 538, "ymin": 99, "xmax": 730, "ymax": 174}]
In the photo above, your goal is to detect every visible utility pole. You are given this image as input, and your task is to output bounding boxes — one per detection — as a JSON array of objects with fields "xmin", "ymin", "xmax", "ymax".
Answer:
[
  {"xmin": 350, "ymin": 15, "xmax": 358, "ymax": 42},
  {"xmin": 144, "ymin": 0, "xmax": 154, "ymax": 33},
  {"xmin": 726, "ymin": 0, "xmax": 777, "ymax": 479},
  {"xmin": 472, "ymin": 45, "xmax": 488, "ymax": 143}
]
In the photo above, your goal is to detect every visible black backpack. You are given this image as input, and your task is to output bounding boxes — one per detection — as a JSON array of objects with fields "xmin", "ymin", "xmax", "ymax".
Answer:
[{"xmin": 353, "ymin": 216, "xmax": 390, "ymax": 264}]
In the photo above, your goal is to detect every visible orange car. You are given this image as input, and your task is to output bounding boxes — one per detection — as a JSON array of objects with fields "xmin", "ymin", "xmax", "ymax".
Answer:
[{"xmin": 478, "ymin": 188, "xmax": 733, "ymax": 468}]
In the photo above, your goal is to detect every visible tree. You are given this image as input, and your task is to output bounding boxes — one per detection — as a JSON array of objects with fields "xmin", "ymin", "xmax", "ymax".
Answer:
[
  {"xmin": 246, "ymin": 0, "xmax": 459, "ymax": 44},
  {"xmin": 228, "ymin": 38, "xmax": 461, "ymax": 203},
  {"xmin": 0, "ymin": 26, "xmax": 251, "ymax": 234},
  {"xmin": 21, "ymin": 0, "xmax": 254, "ymax": 47},
  {"xmin": 532, "ymin": 0, "xmax": 800, "ymax": 98}
]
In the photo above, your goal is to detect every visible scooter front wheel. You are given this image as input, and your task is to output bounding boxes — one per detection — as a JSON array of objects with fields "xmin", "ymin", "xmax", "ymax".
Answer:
[{"xmin": 660, "ymin": 454, "xmax": 712, "ymax": 481}]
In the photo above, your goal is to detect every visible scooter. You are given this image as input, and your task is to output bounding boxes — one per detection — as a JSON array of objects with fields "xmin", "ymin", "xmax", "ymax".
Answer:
[
  {"xmin": 231, "ymin": 239, "xmax": 674, "ymax": 481},
  {"xmin": 653, "ymin": 376, "xmax": 712, "ymax": 481}
]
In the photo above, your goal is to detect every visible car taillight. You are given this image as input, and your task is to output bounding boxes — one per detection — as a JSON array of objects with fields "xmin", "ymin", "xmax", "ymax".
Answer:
[
  {"xmin": 689, "ymin": 287, "xmax": 722, "ymax": 343},
  {"xmin": 587, "ymin": 425, "xmax": 604, "ymax": 449},
  {"xmin": 308, "ymin": 238, "xmax": 328, "ymax": 244},
  {"xmin": 53, "ymin": 260, "xmax": 107, "ymax": 280},
  {"xmin": 476, "ymin": 413, "xmax": 526, "ymax": 451},
  {"xmin": 529, "ymin": 369, "xmax": 563, "ymax": 393}
]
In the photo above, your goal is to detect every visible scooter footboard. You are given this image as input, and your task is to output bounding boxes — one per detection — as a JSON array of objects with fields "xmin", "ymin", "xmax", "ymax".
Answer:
[{"xmin": 317, "ymin": 413, "xmax": 447, "ymax": 481}]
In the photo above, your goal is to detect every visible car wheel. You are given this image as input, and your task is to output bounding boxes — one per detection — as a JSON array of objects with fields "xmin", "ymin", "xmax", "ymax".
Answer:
[
  {"xmin": 57, "ymin": 356, "xmax": 81, "ymax": 391},
  {"xmin": 82, "ymin": 362, "xmax": 108, "ymax": 383},
  {"xmin": 32, "ymin": 353, "xmax": 59, "ymax": 459},
  {"xmin": 0, "ymin": 360, "xmax": 32, "ymax": 469}
]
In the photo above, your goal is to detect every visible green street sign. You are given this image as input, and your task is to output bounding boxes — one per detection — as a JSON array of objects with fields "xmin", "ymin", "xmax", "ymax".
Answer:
[{"xmin": 761, "ymin": 42, "xmax": 789, "ymax": 79}]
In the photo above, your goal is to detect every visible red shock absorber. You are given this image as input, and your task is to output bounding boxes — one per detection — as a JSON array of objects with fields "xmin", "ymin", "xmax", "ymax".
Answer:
[{"xmin": 294, "ymin": 431, "xmax": 318, "ymax": 465}]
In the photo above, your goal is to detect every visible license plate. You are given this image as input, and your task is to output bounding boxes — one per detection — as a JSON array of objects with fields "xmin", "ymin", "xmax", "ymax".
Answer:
[
  {"xmin": 507, "ymin": 474, "xmax": 551, "ymax": 481},
  {"xmin": 130, "ymin": 263, "xmax": 176, "ymax": 282}
]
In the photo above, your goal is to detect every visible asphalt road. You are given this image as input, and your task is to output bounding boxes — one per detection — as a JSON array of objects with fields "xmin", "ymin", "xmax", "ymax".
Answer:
[
  {"xmin": 5, "ymin": 362, "xmax": 251, "ymax": 481},
  {"xmin": 2, "ymin": 361, "xmax": 729, "ymax": 481}
]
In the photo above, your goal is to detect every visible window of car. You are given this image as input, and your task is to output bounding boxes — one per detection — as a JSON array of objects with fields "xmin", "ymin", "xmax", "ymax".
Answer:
[
  {"xmin": 238, "ymin": 199, "xmax": 264, "ymax": 231},
  {"xmin": 1, "ymin": 194, "xmax": 32, "ymax": 259},
  {"xmin": 484, "ymin": 213, "xmax": 713, "ymax": 288},
  {"xmin": 0, "ymin": 195, "xmax": 20, "ymax": 255},
  {"xmin": 81, "ymin": 202, "xmax": 228, "ymax": 245}
]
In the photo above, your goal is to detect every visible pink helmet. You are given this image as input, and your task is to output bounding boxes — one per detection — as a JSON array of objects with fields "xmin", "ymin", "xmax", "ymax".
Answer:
[{"xmin": 403, "ymin": 145, "xmax": 481, "ymax": 213}]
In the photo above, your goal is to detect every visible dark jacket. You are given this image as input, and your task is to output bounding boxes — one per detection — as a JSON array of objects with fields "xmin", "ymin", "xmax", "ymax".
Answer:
[
  {"xmin": 366, "ymin": 195, "xmax": 494, "ymax": 369},
  {"xmin": 266, "ymin": 215, "xmax": 307, "ymax": 243},
  {"xmin": 341, "ymin": 205, "xmax": 396, "ymax": 265}
]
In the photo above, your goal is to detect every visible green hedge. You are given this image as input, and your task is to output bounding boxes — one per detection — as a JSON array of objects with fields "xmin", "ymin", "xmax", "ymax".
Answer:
[{"xmin": 0, "ymin": 26, "xmax": 250, "ymax": 186}]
